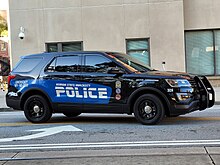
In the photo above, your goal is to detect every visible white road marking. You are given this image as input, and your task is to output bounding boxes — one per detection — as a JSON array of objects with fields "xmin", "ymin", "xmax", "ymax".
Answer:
[
  {"xmin": 0, "ymin": 125, "xmax": 82, "ymax": 142},
  {"xmin": 0, "ymin": 140, "xmax": 220, "ymax": 151}
]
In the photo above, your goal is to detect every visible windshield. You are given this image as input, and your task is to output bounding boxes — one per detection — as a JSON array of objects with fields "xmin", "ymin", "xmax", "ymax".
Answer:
[{"xmin": 106, "ymin": 52, "xmax": 154, "ymax": 73}]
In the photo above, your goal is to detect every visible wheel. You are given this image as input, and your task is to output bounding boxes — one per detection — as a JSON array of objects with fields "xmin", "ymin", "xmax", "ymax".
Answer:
[
  {"xmin": 24, "ymin": 95, "xmax": 52, "ymax": 123},
  {"xmin": 63, "ymin": 112, "xmax": 81, "ymax": 118},
  {"xmin": 133, "ymin": 94, "xmax": 165, "ymax": 125}
]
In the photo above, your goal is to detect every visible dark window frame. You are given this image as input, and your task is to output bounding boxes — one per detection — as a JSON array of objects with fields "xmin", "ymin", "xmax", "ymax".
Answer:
[
  {"xmin": 45, "ymin": 41, "xmax": 83, "ymax": 52},
  {"xmin": 185, "ymin": 29, "xmax": 220, "ymax": 76},
  {"xmin": 125, "ymin": 38, "xmax": 151, "ymax": 66}
]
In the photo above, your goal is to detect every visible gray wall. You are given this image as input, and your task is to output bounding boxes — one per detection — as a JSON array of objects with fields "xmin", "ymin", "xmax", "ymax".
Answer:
[
  {"xmin": 8, "ymin": 0, "xmax": 185, "ymax": 71},
  {"xmin": 184, "ymin": 0, "xmax": 220, "ymax": 30}
]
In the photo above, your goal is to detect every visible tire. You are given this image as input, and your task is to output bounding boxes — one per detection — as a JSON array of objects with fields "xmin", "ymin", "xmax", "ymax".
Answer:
[
  {"xmin": 24, "ymin": 95, "xmax": 52, "ymax": 123},
  {"xmin": 133, "ymin": 94, "xmax": 165, "ymax": 125},
  {"xmin": 63, "ymin": 112, "xmax": 81, "ymax": 118}
]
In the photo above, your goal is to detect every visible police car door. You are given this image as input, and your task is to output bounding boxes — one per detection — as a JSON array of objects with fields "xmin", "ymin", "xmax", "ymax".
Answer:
[
  {"xmin": 43, "ymin": 54, "xmax": 83, "ymax": 111},
  {"xmin": 81, "ymin": 54, "xmax": 125, "ymax": 112}
]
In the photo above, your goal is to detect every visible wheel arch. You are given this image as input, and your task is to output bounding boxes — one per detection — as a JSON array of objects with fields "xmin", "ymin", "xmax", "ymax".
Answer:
[
  {"xmin": 20, "ymin": 88, "xmax": 53, "ymax": 111},
  {"xmin": 128, "ymin": 87, "xmax": 171, "ymax": 116}
]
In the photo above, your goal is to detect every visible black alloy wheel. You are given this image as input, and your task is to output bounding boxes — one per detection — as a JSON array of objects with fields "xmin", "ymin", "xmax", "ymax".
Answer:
[
  {"xmin": 134, "ymin": 94, "xmax": 165, "ymax": 125},
  {"xmin": 24, "ymin": 95, "xmax": 52, "ymax": 123}
]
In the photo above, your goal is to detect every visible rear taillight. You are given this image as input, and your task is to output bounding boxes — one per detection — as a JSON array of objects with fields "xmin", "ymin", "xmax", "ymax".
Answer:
[{"xmin": 8, "ymin": 75, "xmax": 16, "ymax": 85}]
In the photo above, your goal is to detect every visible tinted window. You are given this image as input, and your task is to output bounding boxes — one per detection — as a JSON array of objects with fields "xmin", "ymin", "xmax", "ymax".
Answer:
[
  {"xmin": 13, "ymin": 58, "xmax": 42, "ymax": 72},
  {"xmin": 84, "ymin": 55, "xmax": 118, "ymax": 73},
  {"xmin": 55, "ymin": 55, "xmax": 80, "ymax": 72}
]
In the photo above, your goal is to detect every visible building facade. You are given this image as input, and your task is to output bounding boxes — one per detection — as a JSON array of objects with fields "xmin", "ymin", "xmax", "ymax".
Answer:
[{"xmin": 7, "ymin": 0, "xmax": 220, "ymax": 80}]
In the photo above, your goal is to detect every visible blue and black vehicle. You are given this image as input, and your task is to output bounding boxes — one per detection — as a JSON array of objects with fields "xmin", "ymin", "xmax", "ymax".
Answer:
[{"xmin": 6, "ymin": 51, "xmax": 215, "ymax": 125}]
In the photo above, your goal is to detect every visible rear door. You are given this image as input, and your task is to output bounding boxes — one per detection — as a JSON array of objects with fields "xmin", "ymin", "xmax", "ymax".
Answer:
[{"xmin": 42, "ymin": 54, "xmax": 83, "ymax": 111}]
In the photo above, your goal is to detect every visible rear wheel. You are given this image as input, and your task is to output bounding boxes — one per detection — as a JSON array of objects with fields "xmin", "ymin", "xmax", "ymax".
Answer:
[
  {"xmin": 24, "ymin": 95, "xmax": 52, "ymax": 123},
  {"xmin": 63, "ymin": 112, "xmax": 81, "ymax": 118},
  {"xmin": 134, "ymin": 94, "xmax": 165, "ymax": 125}
]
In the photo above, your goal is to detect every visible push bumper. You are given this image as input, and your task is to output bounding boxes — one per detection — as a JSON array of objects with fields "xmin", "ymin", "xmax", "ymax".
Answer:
[
  {"xmin": 194, "ymin": 76, "xmax": 215, "ymax": 109},
  {"xmin": 169, "ymin": 76, "xmax": 215, "ymax": 116}
]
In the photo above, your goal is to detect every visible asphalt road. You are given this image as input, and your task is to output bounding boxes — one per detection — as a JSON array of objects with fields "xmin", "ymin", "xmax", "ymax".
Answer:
[
  {"xmin": 0, "ymin": 106, "xmax": 220, "ymax": 145},
  {"xmin": 0, "ymin": 106, "xmax": 220, "ymax": 164}
]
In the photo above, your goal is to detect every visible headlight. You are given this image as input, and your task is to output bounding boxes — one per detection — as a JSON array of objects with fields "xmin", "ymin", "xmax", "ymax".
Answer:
[{"xmin": 165, "ymin": 79, "xmax": 191, "ymax": 87}]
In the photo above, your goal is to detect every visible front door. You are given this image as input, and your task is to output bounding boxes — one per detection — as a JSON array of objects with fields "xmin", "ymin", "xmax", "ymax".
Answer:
[{"xmin": 81, "ymin": 54, "xmax": 127, "ymax": 113}]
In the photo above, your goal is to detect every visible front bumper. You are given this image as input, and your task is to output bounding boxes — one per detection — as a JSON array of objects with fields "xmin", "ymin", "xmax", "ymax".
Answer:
[
  {"xmin": 194, "ymin": 76, "xmax": 215, "ymax": 109},
  {"xmin": 169, "ymin": 76, "xmax": 215, "ymax": 116}
]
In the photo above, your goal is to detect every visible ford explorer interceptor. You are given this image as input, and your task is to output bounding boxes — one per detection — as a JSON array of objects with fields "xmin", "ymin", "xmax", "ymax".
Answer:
[{"xmin": 6, "ymin": 51, "xmax": 215, "ymax": 125}]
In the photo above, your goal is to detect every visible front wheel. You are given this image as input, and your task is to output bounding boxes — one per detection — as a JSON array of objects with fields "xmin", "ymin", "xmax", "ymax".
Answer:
[
  {"xmin": 24, "ymin": 95, "xmax": 52, "ymax": 123},
  {"xmin": 134, "ymin": 94, "xmax": 165, "ymax": 125}
]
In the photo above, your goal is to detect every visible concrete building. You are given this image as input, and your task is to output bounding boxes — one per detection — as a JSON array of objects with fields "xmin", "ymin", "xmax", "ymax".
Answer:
[{"xmin": 6, "ymin": 0, "xmax": 220, "ymax": 84}]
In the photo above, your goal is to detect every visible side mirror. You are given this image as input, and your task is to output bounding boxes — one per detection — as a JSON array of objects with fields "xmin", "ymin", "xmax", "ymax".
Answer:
[
  {"xmin": 46, "ymin": 66, "xmax": 55, "ymax": 72},
  {"xmin": 107, "ymin": 68, "xmax": 124, "ymax": 75}
]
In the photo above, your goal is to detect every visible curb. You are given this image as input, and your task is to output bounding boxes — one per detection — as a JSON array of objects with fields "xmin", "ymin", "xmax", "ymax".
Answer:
[
  {"xmin": 215, "ymin": 101, "xmax": 220, "ymax": 105},
  {"xmin": 0, "ymin": 108, "xmax": 15, "ymax": 112}
]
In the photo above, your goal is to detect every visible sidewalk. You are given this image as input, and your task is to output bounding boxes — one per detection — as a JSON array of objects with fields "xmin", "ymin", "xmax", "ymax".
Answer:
[
  {"xmin": 0, "ymin": 87, "xmax": 220, "ymax": 110},
  {"xmin": 0, "ymin": 147, "xmax": 219, "ymax": 165}
]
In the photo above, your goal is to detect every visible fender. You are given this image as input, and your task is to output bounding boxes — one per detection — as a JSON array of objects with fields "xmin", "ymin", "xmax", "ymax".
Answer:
[
  {"xmin": 127, "ymin": 87, "xmax": 171, "ymax": 113},
  {"xmin": 20, "ymin": 87, "xmax": 54, "ymax": 110}
]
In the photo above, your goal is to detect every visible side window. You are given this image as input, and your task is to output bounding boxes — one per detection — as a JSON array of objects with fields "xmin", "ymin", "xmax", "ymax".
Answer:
[
  {"xmin": 84, "ymin": 55, "xmax": 119, "ymax": 73},
  {"xmin": 13, "ymin": 58, "xmax": 42, "ymax": 72},
  {"xmin": 54, "ymin": 55, "xmax": 80, "ymax": 72}
]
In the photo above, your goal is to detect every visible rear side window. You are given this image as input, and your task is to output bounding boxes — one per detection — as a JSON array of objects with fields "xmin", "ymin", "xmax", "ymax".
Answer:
[
  {"xmin": 13, "ymin": 58, "xmax": 42, "ymax": 72},
  {"xmin": 55, "ymin": 55, "xmax": 80, "ymax": 72}
]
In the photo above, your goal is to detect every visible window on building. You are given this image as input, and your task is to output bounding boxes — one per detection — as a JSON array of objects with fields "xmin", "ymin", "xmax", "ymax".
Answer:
[
  {"xmin": 54, "ymin": 55, "xmax": 80, "ymax": 72},
  {"xmin": 46, "ymin": 42, "xmax": 83, "ymax": 52},
  {"xmin": 84, "ymin": 55, "xmax": 119, "ymax": 73},
  {"xmin": 214, "ymin": 31, "xmax": 220, "ymax": 75},
  {"xmin": 126, "ymin": 39, "xmax": 150, "ymax": 66},
  {"xmin": 185, "ymin": 30, "xmax": 220, "ymax": 75},
  {"xmin": 47, "ymin": 43, "xmax": 57, "ymax": 52}
]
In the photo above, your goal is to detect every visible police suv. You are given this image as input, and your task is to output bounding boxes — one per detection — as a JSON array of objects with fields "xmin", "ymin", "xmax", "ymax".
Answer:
[{"xmin": 6, "ymin": 51, "xmax": 215, "ymax": 125}]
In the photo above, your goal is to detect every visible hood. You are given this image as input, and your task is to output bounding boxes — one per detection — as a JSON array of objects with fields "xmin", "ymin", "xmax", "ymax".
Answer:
[{"xmin": 145, "ymin": 71, "xmax": 195, "ymax": 80}]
